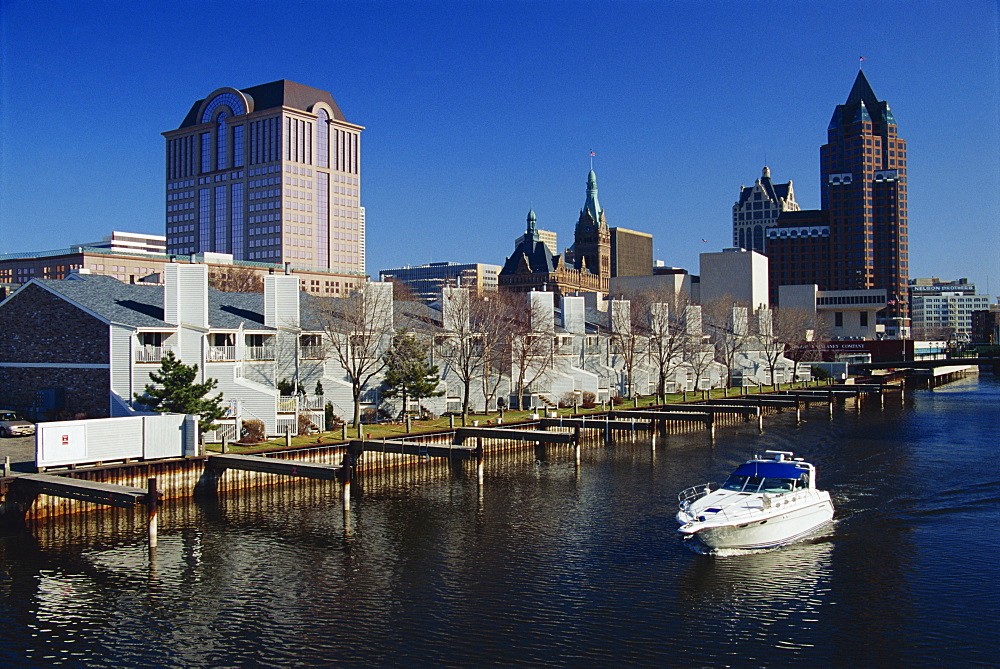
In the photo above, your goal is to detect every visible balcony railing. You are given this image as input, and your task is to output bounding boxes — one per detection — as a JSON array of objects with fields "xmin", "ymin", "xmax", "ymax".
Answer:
[
  {"xmin": 246, "ymin": 345, "xmax": 275, "ymax": 361},
  {"xmin": 207, "ymin": 345, "xmax": 237, "ymax": 362},
  {"xmin": 300, "ymin": 345, "xmax": 325, "ymax": 359},
  {"xmin": 134, "ymin": 345, "xmax": 173, "ymax": 363},
  {"xmin": 277, "ymin": 396, "xmax": 297, "ymax": 413}
]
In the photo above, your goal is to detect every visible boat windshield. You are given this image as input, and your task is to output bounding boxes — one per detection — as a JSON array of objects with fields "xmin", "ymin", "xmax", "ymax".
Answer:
[
  {"xmin": 721, "ymin": 475, "xmax": 748, "ymax": 491},
  {"xmin": 721, "ymin": 475, "xmax": 800, "ymax": 493}
]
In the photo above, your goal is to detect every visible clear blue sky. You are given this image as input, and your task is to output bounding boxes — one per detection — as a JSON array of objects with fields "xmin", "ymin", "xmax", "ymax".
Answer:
[{"xmin": 2, "ymin": 1, "xmax": 998, "ymax": 293}]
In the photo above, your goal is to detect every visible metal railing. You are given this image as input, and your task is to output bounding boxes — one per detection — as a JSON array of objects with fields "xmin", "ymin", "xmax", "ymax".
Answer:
[
  {"xmin": 134, "ymin": 345, "xmax": 173, "ymax": 363},
  {"xmin": 207, "ymin": 345, "xmax": 236, "ymax": 362},
  {"xmin": 299, "ymin": 346, "xmax": 325, "ymax": 359},
  {"xmin": 246, "ymin": 345, "xmax": 275, "ymax": 360}
]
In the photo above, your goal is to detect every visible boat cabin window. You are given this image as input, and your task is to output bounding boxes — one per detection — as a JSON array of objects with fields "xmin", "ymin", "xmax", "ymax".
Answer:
[
  {"xmin": 721, "ymin": 475, "xmax": 749, "ymax": 491},
  {"xmin": 721, "ymin": 474, "xmax": 802, "ymax": 493}
]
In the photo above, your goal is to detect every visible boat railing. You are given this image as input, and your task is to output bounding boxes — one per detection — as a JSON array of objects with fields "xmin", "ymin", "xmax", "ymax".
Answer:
[{"xmin": 678, "ymin": 484, "xmax": 717, "ymax": 508}]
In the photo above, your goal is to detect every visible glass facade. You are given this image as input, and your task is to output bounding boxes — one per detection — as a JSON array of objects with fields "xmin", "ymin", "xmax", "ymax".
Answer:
[
  {"xmin": 200, "ymin": 92, "xmax": 246, "ymax": 123},
  {"xmin": 232, "ymin": 125, "xmax": 244, "ymax": 168},
  {"xmin": 316, "ymin": 110, "xmax": 329, "ymax": 168},
  {"xmin": 231, "ymin": 183, "xmax": 244, "ymax": 259},
  {"xmin": 198, "ymin": 189, "xmax": 211, "ymax": 250},
  {"xmin": 216, "ymin": 112, "xmax": 230, "ymax": 171},
  {"xmin": 214, "ymin": 186, "xmax": 228, "ymax": 252},
  {"xmin": 200, "ymin": 133, "xmax": 211, "ymax": 174}
]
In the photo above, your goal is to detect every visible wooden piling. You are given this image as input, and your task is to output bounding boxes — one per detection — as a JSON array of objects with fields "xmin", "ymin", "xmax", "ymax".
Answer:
[{"xmin": 147, "ymin": 477, "xmax": 158, "ymax": 550}]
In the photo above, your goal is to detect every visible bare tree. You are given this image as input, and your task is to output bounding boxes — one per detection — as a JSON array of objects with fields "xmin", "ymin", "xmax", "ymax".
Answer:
[
  {"xmin": 681, "ymin": 304, "xmax": 716, "ymax": 391},
  {"xmin": 436, "ymin": 286, "xmax": 482, "ymax": 418},
  {"xmin": 646, "ymin": 292, "xmax": 691, "ymax": 396},
  {"xmin": 703, "ymin": 296, "xmax": 754, "ymax": 389},
  {"xmin": 476, "ymin": 292, "xmax": 519, "ymax": 411},
  {"xmin": 783, "ymin": 312, "xmax": 829, "ymax": 381},
  {"xmin": 313, "ymin": 282, "xmax": 395, "ymax": 428},
  {"xmin": 209, "ymin": 266, "xmax": 264, "ymax": 293},
  {"xmin": 607, "ymin": 297, "xmax": 649, "ymax": 398},
  {"xmin": 755, "ymin": 307, "xmax": 817, "ymax": 386},
  {"xmin": 507, "ymin": 293, "xmax": 557, "ymax": 410}
]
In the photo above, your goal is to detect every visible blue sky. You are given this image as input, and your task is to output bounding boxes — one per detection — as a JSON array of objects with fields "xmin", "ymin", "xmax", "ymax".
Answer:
[{"xmin": 1, "ymin": 1, "xmax": 998, "ymax": 293}]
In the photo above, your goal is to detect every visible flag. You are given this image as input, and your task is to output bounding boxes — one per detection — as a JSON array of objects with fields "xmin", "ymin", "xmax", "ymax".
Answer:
[
  {"xmin": 860, "ymin": 56, "xmax": 866, "ymax": 62},
  {"xmin": 590, "ymin": 150, "xmax": 596, "ymax": 157},
  {"xmin": 701, "ymin": 239, "xmax": 708, "ymax": 242}
]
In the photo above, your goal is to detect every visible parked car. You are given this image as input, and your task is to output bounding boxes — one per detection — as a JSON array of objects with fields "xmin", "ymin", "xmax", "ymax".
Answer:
[{"xmin": 0, "ymin": 410, "xmax": 35, "ymax": 437}]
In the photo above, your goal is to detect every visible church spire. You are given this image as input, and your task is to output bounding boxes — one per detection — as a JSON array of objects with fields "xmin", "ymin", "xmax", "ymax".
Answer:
[
  {"xmin": 584, "ymin": 169, "xmax": 602, "ymax": 223},
  {"xmin": 525, "ymin": 208, "xmax": 539, "ymax": 241}
]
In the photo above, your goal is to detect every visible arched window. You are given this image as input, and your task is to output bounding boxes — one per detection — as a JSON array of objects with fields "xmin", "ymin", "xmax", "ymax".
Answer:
[
  {"xmin": 316, "ymin": 109, "xmax": 330, "ymax": 168},
  {"xmin": 201, "ymin": 92, "xmax": 246, "ymax": 123},
  {"xmin": 216, "ymin": 111, "xmax": 230, "ymax": 171}
]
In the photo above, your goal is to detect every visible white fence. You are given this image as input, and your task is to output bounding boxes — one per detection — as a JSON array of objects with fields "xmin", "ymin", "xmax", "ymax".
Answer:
[{"xmin": 35, "ymin": 414, "xmax": 198, "ymax": 469}]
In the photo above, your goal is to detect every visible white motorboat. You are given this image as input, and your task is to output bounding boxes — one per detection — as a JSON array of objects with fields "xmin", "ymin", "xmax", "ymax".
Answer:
[{"xmin": 676, "ymin": 450, "xmax": 834, "ymax": 550}]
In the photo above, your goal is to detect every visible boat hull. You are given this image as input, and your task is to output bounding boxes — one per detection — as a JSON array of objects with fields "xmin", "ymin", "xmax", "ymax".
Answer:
[{"xmin": 685, "ymin": 498, "xmax": 834, "ymax": 550}]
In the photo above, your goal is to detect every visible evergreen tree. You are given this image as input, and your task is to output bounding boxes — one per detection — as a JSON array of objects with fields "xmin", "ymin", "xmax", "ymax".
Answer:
[
  {"xmin": 135, "ymin": 351, "xmax": 227, "ymax": 433},
  {"xmin": 381, "ymin": 329, "xmax": 443, "ymax": 415}
]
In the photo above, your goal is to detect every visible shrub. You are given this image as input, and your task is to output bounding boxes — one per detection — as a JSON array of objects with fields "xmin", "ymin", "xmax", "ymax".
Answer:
[
  {"xmin": 611, "ymin": 395, "xmax": 624, "ymax": 406},
  {"xmin": 240, "ymin": 419, "xmax": 265, "ymax": 444},
  {"xmin": 581, "ymin": 391, "xmax": 596, "ymax": 409},
  {"xmin": 298, "ymin": 413, "xmax": 317, "ymax": 434},
  {"xmin": 559, "ymin": 391, "xmax": 576, "ymax": 409},
  {"xmin": 362, "ymin": 407, "xmax": 377, "ymax": 423},
  {"xmin": 811, "ymin": 366, "xmax": 831, "ymax": 380},
  {"xmin": 324, "ymin": 402, "xmax": 343, "ymax": 430}
]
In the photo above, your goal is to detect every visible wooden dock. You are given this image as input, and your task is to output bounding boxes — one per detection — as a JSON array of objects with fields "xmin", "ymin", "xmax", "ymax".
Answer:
[
  {"xmin": 350, "ymin": 439, "xmax": 479, "ymax": 459},
  {"xmin": 452, "ymin": 427, "xmax": 578, "ymax": 446},
  {"xmin": 207, "ymin": 453, "xmax": 345, "ymax": 481},
  {"xmin": 11, "ymin": 473, "xmax": 154, "ymax": 509}
]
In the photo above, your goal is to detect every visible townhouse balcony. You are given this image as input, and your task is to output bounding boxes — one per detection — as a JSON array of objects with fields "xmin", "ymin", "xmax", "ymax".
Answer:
[
  {"xmin": 277, "ymin": 396, "xmax": 297, "ymax": 413},
  {"xmin": 246, "ymin": 345, "xmax": 276, "ymax": 361},
  {"xmin": 135, "ymin": 345, "xmax": 173, "ymax": 363},
  {"xmin": 299, "ymin": 346, "xmax": 325, "ymax": 359},
  {"xmin": 207, "ymin": 345, "xmax": 237, "ymax": 362}
]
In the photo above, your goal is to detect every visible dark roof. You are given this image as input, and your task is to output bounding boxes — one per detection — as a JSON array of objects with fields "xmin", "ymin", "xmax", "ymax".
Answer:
[
  {"xmin": 500, "ymin": 238, "xmax": 558, "ymax": 276},
  {"xmin": 179, "ymin": 80, "xmax": 347, "ymax": 128},
  {"xmin": 737, "ymin": 174, "xmax": 793, "ymax": 208},
  {"xmin": 828, "ymin": 70, "xmax": 895, "ymax": 133},
  {"xmin": 33, "ymin": 275, "xmax": 273, "ymax": 330}
]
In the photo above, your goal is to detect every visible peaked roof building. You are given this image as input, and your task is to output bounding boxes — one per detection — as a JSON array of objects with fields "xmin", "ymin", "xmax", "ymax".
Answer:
[
  {"xmin": 767, "ymin": 70, "xmax": 910, "ymax": 336},
  {"xmin": 733, "ymin": 166, "xmax": 800, "ymax": 253}
]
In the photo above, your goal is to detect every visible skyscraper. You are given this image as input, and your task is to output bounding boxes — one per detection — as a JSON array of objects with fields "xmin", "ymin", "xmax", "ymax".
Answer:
[
  {"xmin": 163, "ymin": 80, "xmax": 365, "ymax": 275},
  {"xmin": 820, "ymin": 70, "xmax": 909, "ymax": 326},
  {"xmin": 767, "ymin": 70, "xmax": 909, "ymax": 333}
]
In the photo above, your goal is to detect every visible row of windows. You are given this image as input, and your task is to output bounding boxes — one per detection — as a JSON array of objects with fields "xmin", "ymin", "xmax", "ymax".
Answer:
[
  {"xmin": 168, "ymin": 179, "xmax": 196, "ymax": 191},
  {"xmin": 249, "ymin": 237, "xmax": 280, "ymax": 248},
  {"xmin": 167, "ymin": 190, "xmax": 195, "ymax": 201},
  {"xmin": 167, "ymin": 213, "xmax": 196, "ymax": 224},
  {"xmin": 250, "ymin": 165, "xmax": 281, "ymax": 177},
  {"xmin": 167, "ymin": 224, "xmax": 196, "ymax": 234},
  {"xmin": 251, "ymin": 177, "xmax": 281, "ymax": 188},
  {"xmin": 250, "ymin": 189, "xmax": 280, "ymax": 200}
]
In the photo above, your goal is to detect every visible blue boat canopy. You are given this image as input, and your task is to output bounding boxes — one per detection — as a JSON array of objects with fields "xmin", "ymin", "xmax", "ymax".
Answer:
[{"xmin": 732, "ymin": 462, "xmax": 806, "ymax": 479}]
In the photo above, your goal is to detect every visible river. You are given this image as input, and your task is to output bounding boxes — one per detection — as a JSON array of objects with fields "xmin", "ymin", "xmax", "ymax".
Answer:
[{"xmin": 1, "ymin": 374, "xmax": 997, "ymax": 666}]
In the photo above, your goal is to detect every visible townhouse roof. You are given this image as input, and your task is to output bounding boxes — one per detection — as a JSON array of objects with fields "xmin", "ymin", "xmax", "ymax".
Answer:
[{"xmin": 30, "ymin": 275, "xmax": 273, "ymax": 331}]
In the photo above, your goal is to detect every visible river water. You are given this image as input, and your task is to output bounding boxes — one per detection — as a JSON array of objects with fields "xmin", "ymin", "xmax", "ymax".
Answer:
[{"xmin": 1, "ymin": 375, "xmax": 997, "ymax": 667}]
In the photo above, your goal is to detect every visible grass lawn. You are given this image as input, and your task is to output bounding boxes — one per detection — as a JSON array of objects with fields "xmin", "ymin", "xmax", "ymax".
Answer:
[{"xmin": 208, "ymin": 380, "xmax": 826, "ymax": 454}]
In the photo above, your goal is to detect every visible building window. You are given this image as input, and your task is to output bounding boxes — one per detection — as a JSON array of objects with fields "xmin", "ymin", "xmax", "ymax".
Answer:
[
  {"xmin": 232, "ymin": 125, "xmax": 244, "ymax": 168},
  {"xmin": 216, "ymin": 112, "xmax": 230, "ymax": 171},
  {"xmin": 860, "ymin": 312, "xmax": 868, "ymax": 327},
  {"xmin": 835, "ymin": 311, "xmax": 844, "ymax": 327},
  {"xmin": 201, "ymin": 133, "xmax": 211, "ymax": 174}
]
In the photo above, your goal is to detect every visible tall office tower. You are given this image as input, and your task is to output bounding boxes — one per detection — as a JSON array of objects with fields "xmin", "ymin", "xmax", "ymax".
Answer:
[
  {"xmin": 733, "ymin": 167, "xmax": 800, "ymax": 253},
  {"xmin": 163, "ymin": 81, "xmax": 365, "ymax": 274},
  {"xmin": 820, "ymin": 70, "xmax": 909, "ymax": 327}
]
